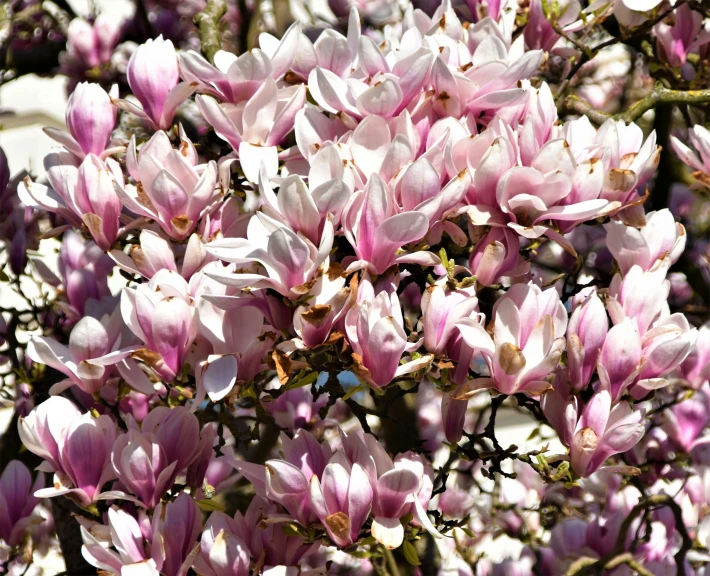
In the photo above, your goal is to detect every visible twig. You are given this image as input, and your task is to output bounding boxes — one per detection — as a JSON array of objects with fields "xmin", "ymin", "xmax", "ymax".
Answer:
[
  {"xmin": 565, "ymin": 494, "xmax": 693, "ymax": 576},
  {"xmin": 194, "ymin": 0, "xmax": 227, "ymax": 64},
  {"xmin": 618, "ymin": 84, "xmax": 710, "ymax": 123},
  {"xmin": 564, "ymin": 84, "xmax": 710, "ymax": 126},
  {"xmin": 562, "ymin": 95, "xmax": 611, "ymax": 125},
  {"xmin": 383, "ymin": 547, "xmax": 402, "ymax": 576}
]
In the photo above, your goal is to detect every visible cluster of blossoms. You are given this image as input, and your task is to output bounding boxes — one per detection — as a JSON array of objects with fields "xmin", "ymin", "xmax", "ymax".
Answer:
[{"xmin": 2, "ymin": 0, "xmax": 710, "ymax": 574}]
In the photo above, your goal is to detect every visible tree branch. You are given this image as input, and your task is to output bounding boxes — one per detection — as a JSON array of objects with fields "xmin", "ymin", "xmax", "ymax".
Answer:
[
  {"xmin": 194, "ymin": 0, "xmax": 227, "ymax": 64},
  {"xmin": 619, "ymin": 84, "xmax": 710, "ymax": 124},
  {"xmin": 566, "ymin": 494, "xmax": 693, "ymax": 576},
  {"xmin": 563, "ymin": 84, "xmax": 710, "ymax": 126},
  {"xmin": 561, "ymin": 95, "xmax": 611, "ymax": 125}
]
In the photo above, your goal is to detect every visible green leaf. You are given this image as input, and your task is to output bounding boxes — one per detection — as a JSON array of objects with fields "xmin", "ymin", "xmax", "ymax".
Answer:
[
  {"xmin": 402, "ymin": 540, "xmax": 421, "ymax": 566},
  {"xmin": 196, "ymin": 498, "xmax": 225, "ymax": 513}
]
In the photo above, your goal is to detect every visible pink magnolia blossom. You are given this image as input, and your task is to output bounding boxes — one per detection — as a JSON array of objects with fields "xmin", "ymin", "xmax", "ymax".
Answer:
[
  {"xmin": 45, "ymin": 82, "xmax": 118, "ymax": 159},
  {"xmin": 56, "ymin": 230, "xmax": 115, "ymax": 321},
  {"xmin": 655, "ymin": 4, "xmax": 710, "ymax": 69},
  {"xmin": 0, "ymin": 460, "xmax": 44, "ymax": 546},
  {"xmin": 18, "ymin": 152, "xmax": 124, "ymax": 250},
  {"xmin": 606, "ymin": 265, "xmax": 669, "ymax": 336},
  {"xmin": 196, "ymin": 80, "xmax": 306, "ymax": 182},
  {"xmin": 671, "ymin": 125, "xmax": 710, "ymax": 185},
  {"xmin": 194, "ymin": 277, "xmax": 273, "ymax": 402},
  {"xmin": 293, "ymin": 266, "xmax": 356, "ymax": 349},
  {"xmin": 266, "ymin": 386, "xmax": 330, "ymax": 431},
  {"xmin": 570, "ymin": 389, "xmax": 645, "ymax": 477},
  {"xmin": 27, "ymin": 312, "xmax": 139, "ymax": 395},
  {"xmin": 345, "ymin": 276, "xmax": 431, "ymax": 388},
  {"xmin": 341, "ymin": 174, "xmax": 433, "ymax": 275},
  {"xmin": 150, "ymin": 492, "xmax": 202, "ymax": 576},
  {"xmin": 421, "ymin": 278, "xmax": 478, "ymax": 356},
  {"xmin": 111, "ymin": 406, "xmax": 202, "ymax": 507},
  {"xmin": 566, "ymin": 288, "xmax": 608, "ymax": 392},
  {"xmin": 680, "ymin": 322, "xmax": 710, "ymax": 390},
  {"xmin": 65, "ymin": 15, "xmax": 122, "ymax": 70},
  {"xmin": 310, "ymin": 453, "xmax": 374, "ymax": 547},
  {"xmin": 81, "ymin": 507, "xmax": 159, "ymax": 575},
  {"xmin": 116, "ymin": 130, "xmax": 218, "ymax": 241},
  {"xmin": 233, "ymin": 429, "xmax": 331, "ymax": 526},
  {"xmin": 456, "ymin": 283, "xmax": 567, "ymax": 395},
  {"xmin": 468, "ymin": 226, "xmax": 523, "ymax": 286},
  {"xmin": 205, "ymin": 211, "xmax": 333, "ymax": 298},
  {"xmin": 524, "ymin": 0, "xmax": 581, "ymax": 52},
  {"xmin": 121, "ymin": 36, "xmax": 196, "ymax": 130},
  {"xmin": 663, "ymin": 388, "xmax": 710, "ymax": 453},
  {"xmin": 179, "ymin": 23, "xmax": 302, "ymax": 101},
  {"xmin": 192, "ymin": 510, "xmax": 250, "ymax": 576},
  {"xmin": 19, "ymin": 397, "xmax": 117, "ymax": 504},
  {"xmin": 121, "ymin": 269, "xmax": 197, "ymax": 381},
  {"xmin": 605, "ymin": 209, "xmax": 686, "ymax": 274}
]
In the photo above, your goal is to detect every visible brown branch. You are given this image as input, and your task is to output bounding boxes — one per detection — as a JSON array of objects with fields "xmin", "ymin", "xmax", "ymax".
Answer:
[
  {"xmin": 194, "ymin": 0, "xmax": 227, "ymax": 64},
  {"xmin": 563, "ymin": 84, "xmax": 710, "ymax": 126},
  {"xmin": 618, "ymin": 84, "xmax": 710, "ymax": 123},
  {"xmin": 561, "ymin": 95, "xmax": 611, "ymax": 125},
  {"xmin": 565, "ymin": 494, "xmax": 693, "ymax": 576}
]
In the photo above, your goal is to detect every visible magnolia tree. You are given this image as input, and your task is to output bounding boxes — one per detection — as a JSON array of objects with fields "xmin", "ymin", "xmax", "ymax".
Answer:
[{"xmin": 1, "ymin": 0, "xmax": 710, "ymax": 574}]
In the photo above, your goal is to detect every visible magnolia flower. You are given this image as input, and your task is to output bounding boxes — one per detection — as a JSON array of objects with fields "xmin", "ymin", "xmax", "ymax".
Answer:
[
  {"xmin": 342, "ymin": 174, "xmax": 434, "ymax": 275},
  {"xmin": 205, "ymin": 211, "xmax": 333, "ymax": 299},
  {"xmin": 234, "ymin": 429, "xmax": 331, "ymax": 526},
  {"xmin": 196, "ymin": 80, "xmax": 306, "ymax": 182},
  {"xmin": 121, "ymin": 269, "xmax": 197, "ymax": 381},
  {"xmin": 606, "ymin": 265, "xmax": 669, "ymax": 336},
  {"xmin": 655, "ymin": 4, "xmax": 710, "ymax": 69},
  {"xmin": 631, "ymin": 313, "xmax": 697, "ymax": 398},
  {"xmin": 192, "ymin": 510, "xmax": 251, "ymax": 576},
  {"xmin": 567, "ymin": 288, "xmax": 608, "ymax": 392},
  {"xmin": 596, "ymin": 319, "xmax": 644, "ymax": 402},
  {"xmin": 524, "ymin": 0, "xmax": 581, "ymax": 52},
  {"xmin": 116, "ymin": 130, "xmax": 218, "ymax": 241},
  {"xmin": 110, "ymin": 229, "xmax": 178, "ymax": 279},
  {"xmin": 456, "ymin": 283, "xmax": 567, "ymax": 395},
  {"xmin": 81, "ymin": 507, "xmax": 159, "ymax": 575},
  {"xmin": 19, "ymin": 397, "xmax": 116, "ymax": 504},
  {"xmin": 310, "ymin": 453, "xmax": 374, "ymax": 547},
  {"xmin": 0, "ymin": 460, "xmax": 44, "ymax": 546},
  {"xmin": 19, "ymin": 152, "xmax": 124, "ymax": 250},
  {"xmin": 421, "ymin": 279, "xmax": 478, "ymax": 356},
  {"xmin": 570, "ymin": 389, "xmax": 645, "ymax": 477},
  {"xmin": 266, "ymin": 386, "xmax": 330, "ymax": 432},
  {"xmin": 671, "ymin": 125, "xmax": 710, "ymax": 187},
  {"xmin": 65, "ymin": 15, "xmax": 122, "ymax": 70},
  {"xmin": 27, "ymin": 312, "xmax": 139, "ymax": 394},
  {"xmin": 179, "ymin": 23, "xmax": 302, "ymax": 101},
  {"xmin": 468, "ymin": 226, "xmax": 523, "ymax": 287},
  {"xmin": 307, "ymin": 50, "xmax": 433, "ymax": 120},
  {"xmin": 111, "ymin": 407, "xmax": 202, "ymax": 507},
  {"xmin": 680, "ymin": 322, "xmax": 710, "ymax": 389},
  {"xmin": 605, "ymin": 209, "xmax": 686, "ymax": 274},
  {"xmin": 663, "ymin": 389, "xmax": 710, "ymax": 453},
  {"xmin": 345, "ymin": 277, "xmax": 431, "ymax": 388},
  {"xmin": 150, "ymin": 493, "xmax": 203, "ymax": 576},
  {"xmin": 56, "ymin": 230, "xmax": 115, "ymax": 321},
  {"xmin": 259, "ymin": 172, "xmax": 350, "ymax": 246},
  {"xmin": 194, "ymin": 275, "xmax": 274, "ymax": 402},
  {"xmin": 120, "ymin": 36, "xmax": 196, "ymax": 130},
  {"xmin": 45, "ymin": 82, "xmax": 117, "ymax": 159}
]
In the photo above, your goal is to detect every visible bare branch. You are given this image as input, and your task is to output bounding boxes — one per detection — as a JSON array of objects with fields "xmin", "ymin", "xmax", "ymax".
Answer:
[{"xmin": 194, "ymin": 0, "xmax": 227, "ymax": 64}]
